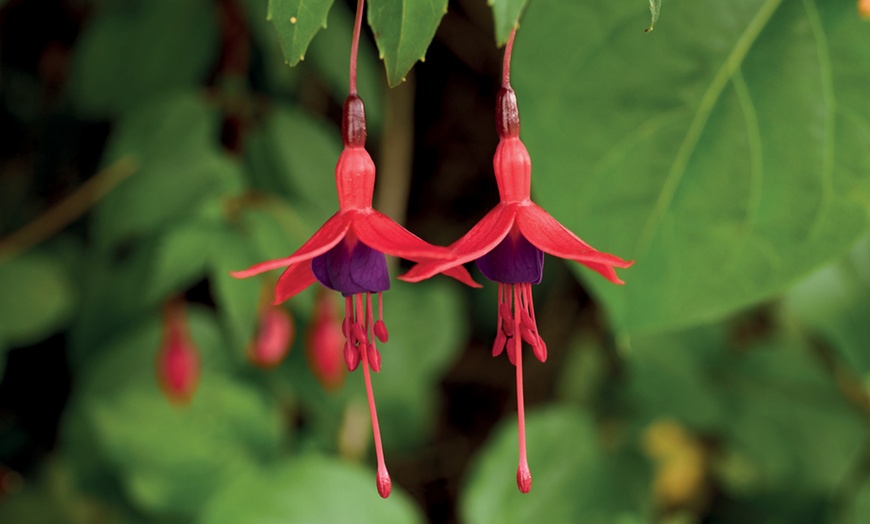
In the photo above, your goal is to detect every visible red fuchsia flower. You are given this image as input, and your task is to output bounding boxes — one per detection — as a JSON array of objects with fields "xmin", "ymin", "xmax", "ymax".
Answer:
[
  {"xmin": 248, "ymin": 306, "xmax": 294, "ymax": 369},
  {"xmin": 306, "ymin": 289, "xmax": 347, "ymax": 391},
  {"xmin": 400, "ymin": 30, "xmax": 633, "ymax": 494},
  {"xmin": 156, "ymin": 302, "xmax": 199, "ymax": 405}
]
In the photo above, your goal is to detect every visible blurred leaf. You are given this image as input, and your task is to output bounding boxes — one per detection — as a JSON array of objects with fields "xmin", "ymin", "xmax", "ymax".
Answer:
[
  {"xmin": 0, "ymin": 252, "xmax": 73, "ymax": 347},
  {"xmin": 209, "ymin": 229, "xmax": 264, "ymax": 359},
  {"xmin": 647, "ymin": 0, "xmax": 662, "ymax": 32},
  {"xmin": 367, "ymin": 0, "xmax": 447, "ymax": 87},
  {"xmin": 490, "ymin": 0, "xmax": 528, "ymax": 45},
  {"xmin": 306, "ymin": 1, "xmax": 384, "ymax": 130},
  {"xmin": 198, "ymin": 454, "xmax": 424, "ymax": 523},
  {"xmin": 74, "ymin": 309, "xmax": 282, "ymax": 517},
  {"xmin": 461, "ymin": 406, "xmax": 650, "ymax": 523},
  {"xmin": 375, "ymin": 279, "xmax": 468, "ymax": 449},
  {"xmin": 93, "ymin": 93, "xmax": 244, "ymax": 248},
  {"xmin": 720, "ymin": 336, "xmax": 868, "ymax": 493},
  {"xmin": 70, "ymin": 0, "xmax": 218, "ymax": 117},
  {"xmin": 627, "ymin": 327, "xmax": 728, "ymax": 430},
  {"xmin": 783, "ymin": 233, "xmax": 870, "ymax": 375},
  {"xmin": 245, "ymin": 104, "xmax": 342, "ymax": 225},
  {"xmin": 516, "ymin": 0, "xmax": 870, "ymax": 334},
  {"xmin": 267, "ymin": 0, "xmax": 335, "ymax": 66},
  {"xmin": 147, "ymin": 218, "xmax": 228, "ymax": 303}
]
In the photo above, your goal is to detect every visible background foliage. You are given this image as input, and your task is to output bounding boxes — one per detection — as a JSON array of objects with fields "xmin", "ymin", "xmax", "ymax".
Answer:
[{"xmin": 1, "ymin": 0, "xmax": 869, "ymax": 522}]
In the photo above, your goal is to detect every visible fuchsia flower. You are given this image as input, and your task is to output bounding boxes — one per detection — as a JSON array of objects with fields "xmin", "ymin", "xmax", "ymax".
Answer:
[
  {"xmin": 306, "ymin": 289, "xmax": 348, "ymax": 392},
  {"xmin": 400, "ymin": 31, "xmax": 633, "ymax": 494},
  {"xmin": 248, "ymin": 306, "xmax": 294, "ymax": 369},
  {"xmin": 232, "ymin": 85, "xmax": 474, "ymax": 497},
  {"xmin": 157, "ymin": 302, "xmax": 199, "ymax": 405}
]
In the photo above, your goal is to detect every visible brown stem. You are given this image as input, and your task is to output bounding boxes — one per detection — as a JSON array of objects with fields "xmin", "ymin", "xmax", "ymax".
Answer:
[{"xmin": 0, "ymin": 156, "xmax": 138, "ymax": 262}]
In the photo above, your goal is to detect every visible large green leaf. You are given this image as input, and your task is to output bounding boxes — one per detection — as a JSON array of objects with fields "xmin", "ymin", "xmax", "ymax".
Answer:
[
  {"xmin": 489, "ymin": 0, "xmax": 528, "ymax": 45},
  {"xmin": 515, "ymin": 0, "xmax": 870, "ymax": 334},
  {"xmin": 368, "ymin": 0, "xmax": 448, "ymax": 87},
  {"xmin": 267, "ymin": 0, "xmax": 335, "ymax": 66},
  {"xmin": 69, "ymin": 0, "xmax": 218, "ymax": 117},
  {"xmin": 197, "ymin": 454, "xmax": 424, "ymax": 523}
]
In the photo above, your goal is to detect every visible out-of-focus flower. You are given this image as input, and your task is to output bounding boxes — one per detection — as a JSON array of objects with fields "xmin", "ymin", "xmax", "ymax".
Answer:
[
  {"xmin": 157, "ymin": 302, "xmax": 199, "ymax": 405},
  {"xmin": 306, "ymin": 289, "xmax": 346, "ymax": 391},
  {"xmin": 248, "ymin": 306, "xmax": 294, "ymax": 369}
]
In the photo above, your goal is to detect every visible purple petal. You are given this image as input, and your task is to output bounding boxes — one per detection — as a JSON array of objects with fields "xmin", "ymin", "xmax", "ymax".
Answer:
[
  {"xmin": 475, "ymin": 230, "xmax": 544, "ymax": 284},
  {"xmin": 311, "ymin": 239, "xmax": 390, "ymax": 296}
]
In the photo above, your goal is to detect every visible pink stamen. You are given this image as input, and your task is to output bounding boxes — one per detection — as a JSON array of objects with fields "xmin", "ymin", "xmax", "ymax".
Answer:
[
  {"xmin": 374, "ymin": 293, "xmax": 388, "ymax": 342},
  {"xmin": 513, "ymin": 284, "xmax": 531, "ymax": 493}
]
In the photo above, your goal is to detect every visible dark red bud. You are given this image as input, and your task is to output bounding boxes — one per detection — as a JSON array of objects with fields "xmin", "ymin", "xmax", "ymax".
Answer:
[
  {"xmin": 496, "ymin": 87, "xmax": 520, "ymax": 139},
  {"xmin": 342, "ymin": 95, "xmax": 367, "ymax": 147}
]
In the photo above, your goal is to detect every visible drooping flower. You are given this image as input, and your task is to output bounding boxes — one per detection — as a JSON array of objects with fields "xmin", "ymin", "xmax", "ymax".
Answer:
[
  {"xmin": 156, "ymin": 301, "xmax": 199, "ymax": 405},
  {"xmin": 248, "ymin": 306, "xmax": 294, "ymax": 369},
  {"xmin": 232, "ymin": 92, "xmax": 474, "ymax": 497},
  {"xmin": 400, "ymin": 30, "xmax": 633, "ymax": 494},
  {"xmin": 306, "ymin": 288, "xmax": 347, "ymax": 391}
]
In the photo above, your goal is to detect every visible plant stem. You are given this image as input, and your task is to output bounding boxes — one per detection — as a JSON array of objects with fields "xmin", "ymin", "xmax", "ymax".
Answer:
[{"xmin": 0, "ymin": 156, "xmax": 138, "ymax": 263}]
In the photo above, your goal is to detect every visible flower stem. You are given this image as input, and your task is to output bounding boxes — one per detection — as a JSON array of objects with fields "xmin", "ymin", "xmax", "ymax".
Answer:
[
  {"xmin": 349, "ymin": 0, "xmax": 365, "ymax": 95},
  {"xmin": 0, "ymin": 156, "xmax": 138, "ymax": 263},
  {"xmin": 502, "ymin": 27, "xmax": 517, "ymax": 88}
]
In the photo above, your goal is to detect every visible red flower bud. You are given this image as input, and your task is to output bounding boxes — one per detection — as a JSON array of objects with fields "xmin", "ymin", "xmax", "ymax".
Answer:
[
  {"xmin": 307, "ymin": 290, "xmax": 347, "ymax": 390},
  {"xmin": 249, "ymin": 307, "xmax": 294, "ymax": 369},
  {"xmin": 157, "ymin": 302, "xmax": 199, "ymax": 404}
]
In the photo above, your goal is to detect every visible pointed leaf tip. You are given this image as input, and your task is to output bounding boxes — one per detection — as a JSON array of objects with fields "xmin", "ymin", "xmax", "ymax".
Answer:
[{"xmin": 646, "ymin": 0, "xmax": 661, "ymax": 32}]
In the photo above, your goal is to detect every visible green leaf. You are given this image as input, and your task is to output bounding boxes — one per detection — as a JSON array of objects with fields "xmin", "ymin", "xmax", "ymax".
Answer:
[
  {"xmin": 198, "ymin": 454, "xmax": 424, "ymax": 523},
  {"xmin": 0, "ymin": 253, "xmax": 73, "ymax": 347},
  {"xmin": 783, "ymin": 233, "xmax": 870, "ymax": 375},
  {"xmin": 647, "ymin": 0, "xmax": 662, "ymax": 32},
  {"xmin": 69, "ymin": 0, "xmax": 218, "ymax": 117},
  {"xmin": 515, "ymin": 0, "xmax": 870, "ymax": 334},
  {"xmin": 373, "ymin": 280, "xmax": 468, "ymax": 449},
  {"xmin": 267, "ymin": 0, "xmax": 335, "ymax": 66},
  {"xmin": 74, "ymin": 310, "xmax": 282, "ymax": 517},
  {"xmin": 93, "ymin": 93, "xmax": 244, "ymax": 248},
  {"xmin": 489, "ymin": 0, "xmax": 528, "ymax": 45},
  {"xmin": 461, "ymin": 406, "xmax": 650, "ymax": 523},
  {"xmin": 245, "ymin": 104, "xmax": 342, "ymax": 224},
  {"xmin": 147, "ymin": 219, "xmax": 229, "ymax": 303},
  {"xmin": 368, "ymin": 0, "xmax": 448, "ymax": 87}
]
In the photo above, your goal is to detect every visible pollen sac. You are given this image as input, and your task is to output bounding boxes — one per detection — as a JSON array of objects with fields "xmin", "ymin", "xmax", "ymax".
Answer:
[
  {"xmin": 373, "ymin": 319, "xmax": 388, "ymax": 343},
  {"xmin": 343, "ymin": 340, "xmax": 361, "ymax": 372}
]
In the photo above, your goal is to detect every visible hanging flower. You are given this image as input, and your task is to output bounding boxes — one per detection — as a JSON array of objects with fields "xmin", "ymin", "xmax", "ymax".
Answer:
[
  {"xmin": 156, "ymin": 301, "xmax": 199, "ymax": 405},
  {"xmin": 232, "ymin": 92, "xmax": 474, "ymax": 498},
  {"xmin": 248, "ymin": 306, "xmax": 294, "ymax": 369},
  {"xmin": 400, "ymin": 31, "xmax": 633, "ymax": 494}
]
